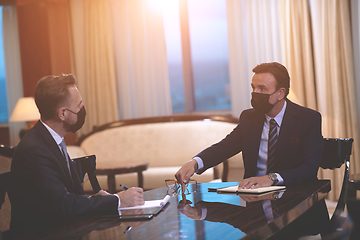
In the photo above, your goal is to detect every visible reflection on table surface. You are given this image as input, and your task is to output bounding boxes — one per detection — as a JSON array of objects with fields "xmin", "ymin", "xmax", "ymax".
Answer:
[{"xmin": 2, "ymin": 181, "xmax": 332, "ymax": 240}]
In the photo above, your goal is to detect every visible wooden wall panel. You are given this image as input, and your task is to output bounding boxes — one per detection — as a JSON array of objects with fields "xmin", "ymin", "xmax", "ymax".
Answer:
[
  {"xmin": 16, "ymin": 0, "xmax": 52, "ymax": 97},
  {"xmin": 16, "ymin": 0, "xmax": 76, "ymax": 144},
  {"xmin": 47, "ymin": 1, "xmax": 72, "ymax": 75}
]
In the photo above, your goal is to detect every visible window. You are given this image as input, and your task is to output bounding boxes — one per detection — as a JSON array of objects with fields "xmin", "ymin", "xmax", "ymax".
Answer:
[
  {"xmin": 0, "ymin": 6, "xmax": 9, "ymax": 123},
  {"xmin": 162, "ymin": 0, "xmax": 230, "ymax": 113}
]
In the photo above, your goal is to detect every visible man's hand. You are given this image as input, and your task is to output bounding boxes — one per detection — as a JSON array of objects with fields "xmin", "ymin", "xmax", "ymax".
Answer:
[
  {"xmin": 175, "ymin": 159, "xmax": 198, "ymax": 194},
  {"xmin": 238, "ymin": 175, "xmax": 273, "ymax": 189},
  {"xmin": 177, "ymin": 199, "xmax": 202, "ymax": 220},
  {"xmin": 117, "ymin": 187, "xmax": 144, "ymax": 207}
]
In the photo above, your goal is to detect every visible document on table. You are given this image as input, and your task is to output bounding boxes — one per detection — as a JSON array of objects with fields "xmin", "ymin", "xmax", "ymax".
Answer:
[
  {"xmin": 119, "ymin": 195, "xmax": 171, "ymax": 210},
  {"xmin": 216, "ymin": 185, "xmax": 286, "ymax": 194}
]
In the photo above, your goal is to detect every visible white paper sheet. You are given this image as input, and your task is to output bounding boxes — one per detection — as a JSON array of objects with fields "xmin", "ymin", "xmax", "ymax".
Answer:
[{"xmin": 118, "ymin": 195, "xmax": 171, "ymax": 210}]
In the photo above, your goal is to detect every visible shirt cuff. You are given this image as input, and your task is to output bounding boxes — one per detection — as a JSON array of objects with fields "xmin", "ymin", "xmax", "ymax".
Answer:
[
  {"xmin": 199, "ymin": 207, "xmax": 207, "ymax": 220},
  {"xmin": 275, "ymin": 173, "xmax": 284, "ymax": 185},
  {"xmin": 193, "ymin": 157, "xmax": 204, "ymax": 172},
  {"xmin": 114, "ymin": 194, "xmax": 121, "ymax": 215}
]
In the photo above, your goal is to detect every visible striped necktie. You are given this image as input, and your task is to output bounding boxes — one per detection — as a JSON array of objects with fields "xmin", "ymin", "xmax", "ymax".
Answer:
[{"xmin": 267, "ymin": 119, "xmax": 278, "ymax": 173}]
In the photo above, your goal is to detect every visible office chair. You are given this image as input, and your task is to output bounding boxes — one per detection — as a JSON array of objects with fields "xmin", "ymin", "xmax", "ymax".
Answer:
[
  {"xmin": 0, "ymin": 145, "xmax": 15, "ymax": 159},
  {"xmin": 0, "ymin": 144, "xmax": 13, "ymax": 211},
  {"xmin": 0, "ymin": 145, "xmax": 13, "ymax": 233},
  {"xmin": 320, "ymin": 138, "xmax": 353, "ymax": 216},
  {"xmin": 0, "ymin": 171, "xmax": 10, "ymax": 209},
  {"xmin": 73, "ymin": 155, "xmax": 101, "ymax": 194},
  {"xmin": 319, "ymin": 138, "xmax": 354, "ymax": 239}
]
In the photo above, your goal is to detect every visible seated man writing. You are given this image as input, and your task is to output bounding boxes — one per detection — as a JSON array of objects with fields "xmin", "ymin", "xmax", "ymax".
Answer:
[
  {"xmin": 176, "ymin": 62, "xmax": 323, "ymax": 190},
  {"xmin": 9, "ymin": 74, "xmax": 144, "ymax": 230}
]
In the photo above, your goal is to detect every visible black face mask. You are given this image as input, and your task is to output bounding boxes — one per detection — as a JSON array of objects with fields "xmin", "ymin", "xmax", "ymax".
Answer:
[
  {"xmin": 64, "ymin": 106, "xmax": 86, "ymax": 133},
  {"xmin": 251, "ymin": 91, "xmax": 278, "ymax": 114}
]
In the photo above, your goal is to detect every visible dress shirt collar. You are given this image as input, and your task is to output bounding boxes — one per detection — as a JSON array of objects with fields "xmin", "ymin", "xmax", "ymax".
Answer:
[
  {"xmin": 40, "ymin": 120, "xmax": 64, "ymax": 146},
  {"xmin": 265, "ymin": 100, "xmax": 287, "ymax": 127}
]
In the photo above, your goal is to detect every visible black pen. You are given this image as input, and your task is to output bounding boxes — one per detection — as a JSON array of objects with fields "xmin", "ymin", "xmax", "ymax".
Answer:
[
  {"xmin": 124, "ymin": 226, "xmax": 132, "ymax": 234},
  {"xmin": 119, "ymin": 184, "xmax": 129, "ymax": 190}
]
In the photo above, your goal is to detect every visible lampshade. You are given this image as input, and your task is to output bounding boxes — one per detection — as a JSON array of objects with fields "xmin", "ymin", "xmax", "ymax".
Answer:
[{"xmin": 10, "ymin": 97, "xmax": 40, "ymax": 122}]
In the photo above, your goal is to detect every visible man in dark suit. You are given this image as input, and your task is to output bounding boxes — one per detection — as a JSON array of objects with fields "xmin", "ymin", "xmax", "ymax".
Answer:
[
  {"xmin": 9, "ymin": 74, "xmax": 144, "ymax": 230},
  {"xmin": 176, "ymin": 62, "xmax": 323, "ymax": 189}
]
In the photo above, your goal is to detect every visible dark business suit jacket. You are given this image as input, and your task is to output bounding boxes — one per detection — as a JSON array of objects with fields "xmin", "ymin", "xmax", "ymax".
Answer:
[
  {"xmin": 8, "ymin": 121, "xmax": 118, "ymax": 230},
  {"xmin": 197, "ymin": 99, "xmax": 323, "ymax": 185}
]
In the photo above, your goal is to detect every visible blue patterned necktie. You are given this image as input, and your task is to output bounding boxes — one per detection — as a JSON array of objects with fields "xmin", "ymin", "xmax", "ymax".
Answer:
[
  {"xmin": 59, "ymin": 140, "xmax": 71, "ymax": 175},
  {"xmin": 267, "ymin": 119, "xmax": 278, "ymax": 173}
]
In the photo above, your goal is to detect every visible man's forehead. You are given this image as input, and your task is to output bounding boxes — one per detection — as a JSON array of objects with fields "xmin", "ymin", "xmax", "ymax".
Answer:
[
  {"xmin": 252, "ymin": 73, "xmax": 276, "ymax": 85},
  {"xmin": 68, "ymin": 85, "xmax": 83, "ymax": 104}
]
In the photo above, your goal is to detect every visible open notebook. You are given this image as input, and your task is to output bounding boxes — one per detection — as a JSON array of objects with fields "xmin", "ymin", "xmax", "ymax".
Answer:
[
  {"xmin": 118, "ymin": 195, "xmax": 171, "ymax": 210},
  {"xmin": 215, "ymin": 185, "xmax": 285, "ymax": 194},
  {"xmin": 102, "ymin": 195, "xmax": 171, "ymax": 220}
]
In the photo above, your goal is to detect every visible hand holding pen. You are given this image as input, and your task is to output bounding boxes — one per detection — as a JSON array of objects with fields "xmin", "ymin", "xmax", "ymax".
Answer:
[
  {"xmin": 116, "ymin": 184, "xmax": 145, "ymax": 208},
  {"xmin": 119, "ymin": 184, "xmax": 129, "ymax": 190}
]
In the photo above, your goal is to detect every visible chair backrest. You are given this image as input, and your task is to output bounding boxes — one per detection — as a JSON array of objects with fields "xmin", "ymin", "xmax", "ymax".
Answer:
[
  {"xmin": 320, "ymin": 138, "xmax": 354, "ymax": 221},
  {"xmin": 0, "ymin": 171, "xmax": 11, "ymax": 209},
  {"xmin": 0, "ymin": 145, "xmax": 14, "ymax": 232},
  {"xmin": 320, "ymin": 138, "xmax": 353, "ymax": 170},
  {"xmin": 73, "ymin": 155, "xmax": 101, "ymax": 194},
  {"xmin": 0, "ymin": 145, "xmax": 15, "ymax": 158},
  {"xmin": 0, "ymin": 171, "xmax": 11, "ymax": 232}
]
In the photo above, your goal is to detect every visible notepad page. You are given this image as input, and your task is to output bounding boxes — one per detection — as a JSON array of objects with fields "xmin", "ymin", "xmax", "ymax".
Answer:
[
  {"xmin": 217, "ymin": 185, "xmax": 285, "ymax": 193},
  {"xmin": 119, "ymin": 195, "xmax": 171, "ymax": 210}
]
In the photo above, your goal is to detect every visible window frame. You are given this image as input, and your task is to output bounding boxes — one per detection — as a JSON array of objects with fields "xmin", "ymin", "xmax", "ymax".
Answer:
[{"xmin": 177, "ymin": 0, "xmax": 231, "ymax": 115}]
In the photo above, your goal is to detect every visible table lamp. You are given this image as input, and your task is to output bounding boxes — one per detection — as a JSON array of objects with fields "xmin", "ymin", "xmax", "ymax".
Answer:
[{"xmin": 10, "ymin": 97, "xmax": 40, "ymax": 139}]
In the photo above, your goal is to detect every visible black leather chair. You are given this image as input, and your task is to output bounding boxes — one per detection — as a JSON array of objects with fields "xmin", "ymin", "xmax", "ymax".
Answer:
[
  {"xmin": 319, "ymin": 138, "xmax": 354, "ymax": 239},
  {"xmin": 0, "ymin": 145, "xmax": 15, "ymax": 159},
  {"xmin": 0, "ymin": 171, "xmax": 10, "ymax": 209},
  {"xmin": 73, "ymin": 155, "xmax": 101, "ymax": 194},
  {"xmin": 320, "ymin": 138, "xmax": 354, "ymax": 216},
  {"xmin": 0, "ymin": 144, "xmax": 14, "ymax": 211}
]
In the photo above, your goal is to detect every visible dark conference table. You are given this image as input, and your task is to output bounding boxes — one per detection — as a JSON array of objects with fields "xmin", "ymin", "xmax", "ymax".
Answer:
[{"xmin": 3, "ymin": 180, "xmax": 332, "ymax": 240}]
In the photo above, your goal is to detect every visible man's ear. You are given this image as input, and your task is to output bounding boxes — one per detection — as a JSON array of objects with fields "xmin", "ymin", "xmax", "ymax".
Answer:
[
  {"xmin": 58, "ymin": 108, "xmax": 66, "ymax": 121},
  {"xmin": 278, "ymin": 88, "xmax": 286, "ymax": 100}
]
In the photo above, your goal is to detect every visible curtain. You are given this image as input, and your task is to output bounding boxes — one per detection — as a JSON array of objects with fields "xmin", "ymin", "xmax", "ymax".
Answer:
[
  {"xmin": 352, "ymin": 1, "xmax": 360, "ymax": 135},
  {"xmin": 226, "ymin": 0, "xmax": 283, "ymax": 118},
  {"xmin": 3, "ymin": 4, "xmax": 23, "ymax": 146},
  {"xmin": 109, "ymin": 0, "xmax": 172, "ymax": 119},
  {"xmin": 69, "ymin": 0, "xmax": 119, "ymax": 135},
  {"xmin": 278, "ymin": 0, "xmax": 317, "ymax": 109},
  {"xmin": 309, "ymin": 0, "xmax": 359, "ymax": 200},
  {"xmin": 69, "ymin": 0, "xmax": 172, "ymax": 134}
]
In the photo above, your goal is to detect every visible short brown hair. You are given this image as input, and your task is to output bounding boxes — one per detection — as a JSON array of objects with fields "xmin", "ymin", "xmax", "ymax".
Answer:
[
  {"xmin": 252, "ymin": 62, "xmax": 290, "ymax": 97},
  {"xmin": 35, "ymin": 74, "xmax": 77, "ymax": 120}
]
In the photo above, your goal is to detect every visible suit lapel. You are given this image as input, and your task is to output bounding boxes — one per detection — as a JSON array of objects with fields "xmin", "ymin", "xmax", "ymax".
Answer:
[
  {"xmin": 275, "ymin": 100, "xmax": 298, "ymax": 157},
  {"xmin": 34, "ymin": 121, "xmax": 76, "ymax": 190},
  {"xmin": 249, "ymin": 112, "xmax": 265, "ymax": 176}
]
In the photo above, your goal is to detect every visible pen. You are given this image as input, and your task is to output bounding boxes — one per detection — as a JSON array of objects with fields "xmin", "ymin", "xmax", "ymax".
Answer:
[
  {"xmin": 124, "ymin": 226, "xmax": 132, "ymax": 234},
  {"xmin": 119, "ymin": 184, "xmax": 129, "ymax": 190}
]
